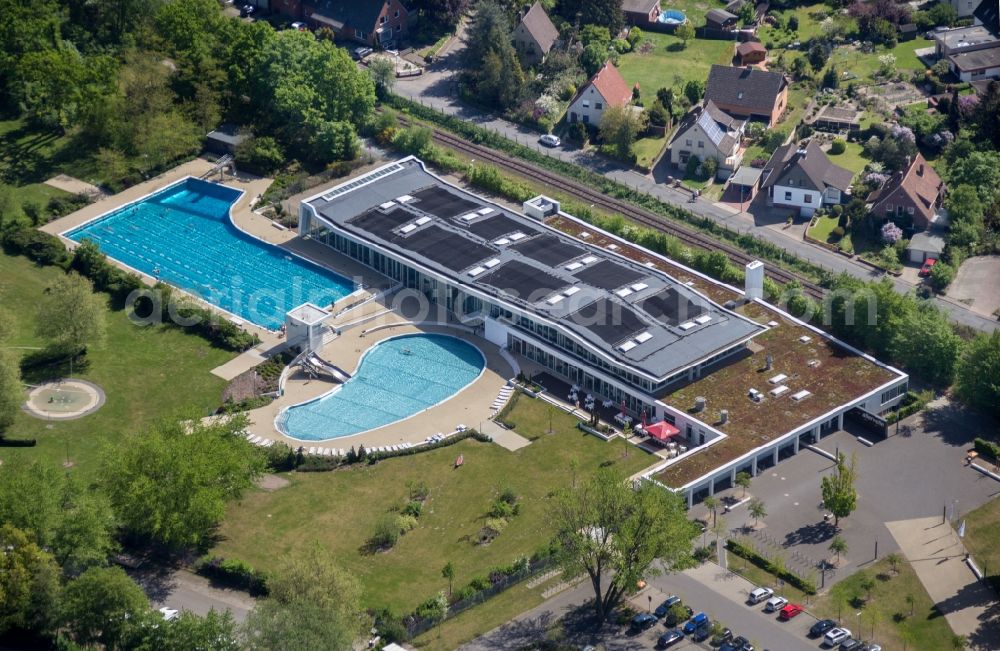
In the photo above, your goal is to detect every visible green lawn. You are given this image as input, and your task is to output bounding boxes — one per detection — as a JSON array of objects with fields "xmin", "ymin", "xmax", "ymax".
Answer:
[
  {"xmin": 964, "ymin": 496, "xmax": 1000, "ymax": 591},
  {"xmin": 0, "ymin": 252, "xmax": 233, "ymax": 479},
  {"xmin": 811, "ymin": 558, "xmax": 956, "ymax": 650},
  {"xmin": 618, "ymin": 32, "xmax": 734, "ymax": 93},
  {"xmin": 215, "ymin": 396, "xmax": 655, "ymax": 613},
  {"xmin": 758, "ymin": 3, "xmax": 854, "ymax": 47},
  {"xmin": 828, "ymin": 141, "xmax": 869, "ymax": 175},
  {"xmin": 634, "ymin": 135, "xmax": 667, "ymax": 170}
]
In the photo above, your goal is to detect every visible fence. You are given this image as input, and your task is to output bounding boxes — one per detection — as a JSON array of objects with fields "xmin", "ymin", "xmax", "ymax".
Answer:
[{"xmin": 405, "ymin": 557, "xmax": 556, "ymax": 638}]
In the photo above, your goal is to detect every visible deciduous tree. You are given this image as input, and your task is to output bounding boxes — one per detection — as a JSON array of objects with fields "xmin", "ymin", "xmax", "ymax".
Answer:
[
  {"xmin": 36, "ymin": 273, "xmax": 107, "ymax": 353},
  {"xmin": 599, "ymin": 105, "xmax": 648, "ymax": 161},
  {"xmin": 829, "ymin": 535, "xmax": 848, "ymax": 564},
  {"xmin": 0, "ymin": 525, "xmax": 60, "ymax": 636},
  {"xmin": 821, "ymin": 453, "xmax": 858, "ymax": 527},
  {"xmin": 955, "ymin": 331, "xmax": 1000, "ymax": 418},
  {"xmin": 0, "ymin": 350, "xmax": 20, "ymax": 432},
  {"xmin": 60, "ymin": 566, "xmax": 149, "ymax": 649},
  {"xmin": 550, "ymin": 468, "xmax": 697, "ymax": 621}
]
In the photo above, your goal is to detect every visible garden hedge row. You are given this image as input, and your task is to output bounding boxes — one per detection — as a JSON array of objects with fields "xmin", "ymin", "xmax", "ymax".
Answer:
[
  {"xmin": 726, "ymin": 538, "xmax": 818, "ymax": 595},
  {"xmin": 0, "ymin": 438, "xmax": 37, "ymax": 447},
  {"xmin": 194, "ymin": 556, "xmax": 268, "ymax": 596},
  {"xmin": 974, "ymin": 437, "xmax": 1000, "ymax": 462},
  {"xmin": 885, "ymin": 390, "xmax": 930, "ymax": 424},
  {"xmin": 293, "ymin": 429, "xmax": 492, "ymax": 472}
]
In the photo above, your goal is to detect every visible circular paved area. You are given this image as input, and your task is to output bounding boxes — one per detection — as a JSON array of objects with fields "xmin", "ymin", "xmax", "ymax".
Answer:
[{"xmin": 23, "ymin": 379, "xmax": 106, "ymax": 420}]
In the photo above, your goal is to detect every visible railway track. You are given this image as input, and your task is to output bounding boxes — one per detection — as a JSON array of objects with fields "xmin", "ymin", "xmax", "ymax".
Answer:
[{"xmin": 397, "ymin": 116, "xmax": 827, "ymax": 301}]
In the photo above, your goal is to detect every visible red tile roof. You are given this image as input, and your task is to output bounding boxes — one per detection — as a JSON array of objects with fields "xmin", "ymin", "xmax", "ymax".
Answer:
[
  {"xmin": 586, "ymin": 61, "xmax": 633, "ymax": 108},
  {"xmin": 869, "ymin": 153, "xmax": 944, "ymax": 230}
]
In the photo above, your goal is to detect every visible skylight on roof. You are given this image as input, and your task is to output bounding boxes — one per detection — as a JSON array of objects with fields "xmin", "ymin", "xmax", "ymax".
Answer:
[
  {"xmin": 468, "ymin": 266, "xmax": 486, "ymax": 276},
  {"xmin": 510, "ymin": 232, "xmax": 526, "ymax": 241},
  {"xmin": 379, "ymin": 201, "xmax": 396, "ymax": 210},
  {"xmin": 396, "ymin": 194, "xmax": 414, "ymax": 203},
  {"xmin": 694, "ymin": 314, "xmax": 712, "ymax": 325},
  {"xmin": 563, "ymin": 287, "xmax": 581, "ymax": 296},
  {"xmin": 581, "ymin": 255, "xmax": 598, "ymax": 264},
  {"xmin": 792, "ymin": 390, "xmax": 812, "ymax": 401},
  {"xmin": 484, "ymin": 258, "xmax": 501, "ymax": 268},
  {"xmin": 546, "ymin": 294, "xmax": 565, "ymax": 305},
  {"xmin": 799, "ymin": 335, "xmax": 812, "ymax": 343},
  {"xmin": 495, "ymin": 238, "xmax": 511, "ymax": 246},
  {"xmin": 618, "ymin": 340, "xmax": 638, "ymax": 352},
  {"xmin": 566, "ymin": 262, "xmax": 583, "ymax": 271},
  {"xmin": 769, "ymin": 385, "xmax": 789, "ymax": 397},
  {"xmin": 679, "ymin": 321, "xmax": 696, "ymax": 330},
  {"xmin": 631, "ymin": 282, "xmax": 649, "ymax": 292},
  {"xmin": 477, "ymin": 207, "xmax": 493, "ymax": 215},
  {"xmin": 460, "ymin": 213, "xmax": 477, "ymax": 222},
  {"xmin": 414, "ymin": 216, "xmax": 431, "ymax": 226},
  {"xmin": 607, "ymin": 244, "xmax": 619, "ymax": 251},
  {"xmin": 399, "ymin": 224, "xmax": 417, "ymax": 234},
  {"xmin": 635, "ymin": 331, "xmax": 653, "ymax": 343},
  {"xmin": 615, "ymin": 288, "xmax": 633, "ymax": 298}
]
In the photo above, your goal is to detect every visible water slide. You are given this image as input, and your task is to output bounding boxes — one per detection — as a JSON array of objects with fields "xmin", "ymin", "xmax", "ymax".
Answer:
[{"xmin": 306, "ymin": 354, "xmax": 351, "ymax": 384}]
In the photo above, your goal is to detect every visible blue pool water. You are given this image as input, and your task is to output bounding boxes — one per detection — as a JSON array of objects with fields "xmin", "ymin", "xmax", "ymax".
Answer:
[
  {"xmin": 280, "ymin": 334, "xmax": 485, "ymax": 441},
  {"xmin": 66, "ymin": 178, "xmax": 354, "ymax": 329},
  {"xmin": 658, "ymin": 9, "xmax": 686, "ymax": 23}
]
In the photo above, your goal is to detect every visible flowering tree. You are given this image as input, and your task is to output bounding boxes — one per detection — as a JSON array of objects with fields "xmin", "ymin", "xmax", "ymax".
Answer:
[
  {"xmin": 878, "ymin": 53, "xmax": 896, "ymax": 75},
  {"xmin": 957, "ymin": 94, "xmax": 980, "ymax": 121},
  {"xmin": 890, "ymin": 124, "xmax": 915, "ymax": 143},
  {"xmin": 864, "ymin": 171, "xmax": 890, "ymax": 187},
  {"xmin": 881, "ymin": 221, "xmax": 903, "ymax": 244}
]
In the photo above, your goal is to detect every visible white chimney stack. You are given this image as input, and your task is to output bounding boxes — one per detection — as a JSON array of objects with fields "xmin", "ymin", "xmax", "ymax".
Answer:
[{"xmin": 745, "ymin": 260, "xmax": 764, "ymax": 301}]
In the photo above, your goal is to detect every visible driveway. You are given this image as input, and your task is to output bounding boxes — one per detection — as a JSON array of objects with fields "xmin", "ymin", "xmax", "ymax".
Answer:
[
  {"xmin": 700, "ymin": 400, "xmax": 1000, "ymax": 591},
  {"xmin": 392, "ymin": 32, "xmax": 998, "ymax": 334},
  {"xmin": 947, "ymin": 255, "xmax": 1000, "ymax": 318},
  {"xmin": 127, "ymin": 567, "xmax": 256, "ymax": 623}
]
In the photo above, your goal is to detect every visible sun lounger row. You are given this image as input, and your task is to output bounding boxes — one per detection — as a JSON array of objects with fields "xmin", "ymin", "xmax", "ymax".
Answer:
[
  {"xmin": 244, "ymin": 432, "xmax": 275, "ymax": 448},
  {"xmin": 490, "ymin": 385, "xmax": 516, "ymax": 417}
]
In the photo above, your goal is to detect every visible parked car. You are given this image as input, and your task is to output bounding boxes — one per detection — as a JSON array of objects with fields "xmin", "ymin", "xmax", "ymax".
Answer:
[
  {"xmin": 764, "ymin": 595, "xmax": 788, "ymax": 612},
  {"xmin": 809, "ymin": 619, "xmax": 837, "ymax": 638},
  {"xmin": 539, "ymin": 134, "xmax": 561, "ymax": 148},
  {"xmin": 239, "ymin": 3, "xmax": 254, "ymax": 17},
  {"xmin": 840, "ymin": 638, "xmax": 863, "ymax": 651},
  {"xmin": 729, "ymin": 635, "xmax": 754, "ymax": 651},
  {"xmin": 656, "ymin": 629, "xmax": 684, "ymax": 648},
  {"xmin": 352, "ymin": 46, "xmax": 373, "ymax": 60},
  {"xmin": 654, "ymin": 595, "xmax": 681, "ymax": 618},
  {"xmin": 682, "ymin": 612, "xmax": 708, "ymax": 635},
  {"xmin": 919, "ymin": 258, "xmax": 937, "ymax": 277},
  {"xmin": 711, "ymin": 627, "xmax": 733, "ymax": 645},
  {"xmin": 746, "ymin": 587, "xmax": 773, "ymax": 605},
  {"xmin": 630, "ymin": 612, "xmax": 658, "ymax": 632},
  {"xmin": 663, "ymin": 604, "xmax": 693, "ymax": 626},
  {"xmin": 290, "ymin": 21, "xmax": 307, "ymax": 30},
  {"xmin": 823, "ymin": 627, "xmax": 852, "ymax": 647},
  {"xmin": 158, "ymin": 606, "xmax": 180, "ymax": 621},
  {"xmin": 778, "ymin": 603, "xmax": 804, "ymax": 620},
  {"xmin": 860, "ymin": 644, "xmax": 882, "ymax": 651},
  {"xmin": 692, "ymin": 624, "xmax": 711, "ymax": 642}
]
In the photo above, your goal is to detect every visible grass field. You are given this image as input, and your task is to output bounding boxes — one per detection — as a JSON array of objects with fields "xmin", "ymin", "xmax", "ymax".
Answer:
[
  {"xmin": 215, "ymin": 396, "xmax": 655, "ymax": 613},
  {"xmin": 0, "ymin": 252, "xmax": 233, "ymax": 479},
  {"xmin": 758, "ymin": 3, "xmax": 853, "ymax": 46},
  {"xmin": 811, "ymin": 558, "xmax": 956, "ymax": 650},
  {"xmin": 634, "ymin": 135, "xmax": 667, "ymax": 170},
  {"xmin": 807, "ymin": 213, "xmax": 852, "ymax": 252},
  {"xmin": 828, "ymin": 141, "xmax": 869, "ymax": 174},
  {"xmin": 964, "ymin": 496, "xmax": 1000, "ymax": 591},
  {"xmin": 618, "ymin": 32, "xmax": 734, "ymax": 93}
]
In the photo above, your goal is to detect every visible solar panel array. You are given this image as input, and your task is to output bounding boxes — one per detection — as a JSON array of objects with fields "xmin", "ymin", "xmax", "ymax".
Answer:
[
  {"xmin": 573, "ymin": 259, "xmax": 645, "ymax": 290},
  {"xmin": 511, "ymin": 235, "xmax": 586, "ymax": 266},
  {"xmin": 321, "ymin": 163, "xmax": 403, "ymax": 201},
  {"xmin": 639, "ymin": 288, "xmax": 707, "ymax": 327},
  {"xmin": 478, "ymin": 260, "xmax": 563, "ymax": 300},
  {"xmin": 564, "ymin": 298, "xmax": 647, "ymax": 346},
  {"xmin": 697, "ymin": 110, "xmax": 726, "ymax": 148},
  {"xmin": 411, "ymin": 185, "xmax": 481, "ymax": 218}
]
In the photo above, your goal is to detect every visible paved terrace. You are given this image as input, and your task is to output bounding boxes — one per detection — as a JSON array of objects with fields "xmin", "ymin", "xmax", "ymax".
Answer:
[{"xmin": 544, "ymin": 215, "xmax": 901, "ymax": 489}]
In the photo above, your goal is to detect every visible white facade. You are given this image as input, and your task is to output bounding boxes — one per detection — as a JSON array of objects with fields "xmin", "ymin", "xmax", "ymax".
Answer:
[
  {"xmin": 771, "ymin": 184, "xmax": 823, "ymax": 216},
  {"xmin": 954, "ymin": 0, "xmax": 980, "ymax": 17},
  {"xmin": 568, "ymin": 85, "xmax": 614, "ymax": 128},
  {"xmin": 953, "ymin": 62, "xmax": 1000, "ymax": 81}
]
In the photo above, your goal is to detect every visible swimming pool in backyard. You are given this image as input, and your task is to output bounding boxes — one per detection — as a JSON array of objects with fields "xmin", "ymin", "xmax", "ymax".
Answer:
[
  {"xmin": 65, "ymin": 178, "xmax": 354, "ymax": 330},
  {"xmin": 277, "ymin": 334, "xmax": 486, "ymax": 441}
]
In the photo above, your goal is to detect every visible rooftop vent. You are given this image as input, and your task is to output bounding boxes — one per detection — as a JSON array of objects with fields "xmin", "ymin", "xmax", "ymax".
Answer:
[
  {"xmin": 606, "ymin": 244, "xmax": 620, "ymax": 251},
  {"xmin": 645, "ymin": 262, "xmax": 658, "ymax": 268},
  {"xmin": 694, "ymin": 396, "xmax": 707, "ymax": 412},
  {"xmin": 720, "ymin": 409, "xmax": 729, "ymax": 425},
  {"xmin": 768, "ymin": 373, "xmax": 788, "ymax": 385},
  {"xmin": 769, "ymin": 385, "xmax": 789, "ymax": 397},
  {"xmin": 522, "ymin": 195, "xmax": 560, "ymax": 220},
  {"xmin": 765, "ymin": 354, "xmax": 773, "ymax": 370},
  {"xmin": 791, "ymin": 390, "xmax": 812, "ymax": 401},
  {"xmin": 807, "ymin": 358, "xmax": 821, "ymax": 368},
  {"xmin": 580, "ymin": 231, "xmax": 591, "ymax": 238},
  {"xmin": 767, "ymin": 320, "xmax": 779, "ymax": 327},
  {"xmin": 799, "ymin": 335, "xmax": 812, "ymax": 343},
  {"xmin": 748, "ymin": 388, "xmax": 763, "ymax": 403}
]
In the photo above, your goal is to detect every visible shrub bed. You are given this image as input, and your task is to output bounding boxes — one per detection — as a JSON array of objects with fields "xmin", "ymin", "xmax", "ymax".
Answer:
[
  {"xmin": 974, "ymin": 437, "xmax": 1000, "ymax": 463},
  {"xmin": 194, "ymin": 556, "xmax": 268, "ymax": 596},
  {"xmin": 0, "ymin": 438, "xmax": 38, "ymax": 447},
  {"xmin": 293, "ymin": 430, "xmax": 492, "ymax": 472},
  {"xmin": 726, "ymin": 538, "xmax": 817, "ymax": 594}
]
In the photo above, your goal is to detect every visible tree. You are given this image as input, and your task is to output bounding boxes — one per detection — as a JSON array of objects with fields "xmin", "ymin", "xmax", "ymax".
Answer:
[
  {"xmin": 0, "ymin": 349, "xmax": 20, "ymax": 433},
  {"xmin": 951, "ymin": 634, "xmax": 967, "ymax": 649},
  {"xmin": 928, "ymin": 260, "xmax": 956, "ymax": 293},
  {"xmin": 955, "ymin": 331, "xmax": 1000, "ymax": 418},
  {"xmin": 36, "ymin": 273, "xmax": 107, "ymax": 354},
  {"xmin": 367, "ymin": 56, "xmax": 396, "ymax": 98},
  {"xmin": 675, "ymin": 23, "xmax": 695, "ymax": 47},
  {"xmin": 141, "ymin": 609, "xmax": 240, "ymax": 650},
  {"xmin": 703, "ymin": 496, "xmax": 718, "ymax": 528},
  {"xmin": 442, "ymin": 561, "xmax": 455, "ymax": 597},
  {"xmin": 885, "ymin": 552, "xmax": 902, "ymax": 575},
  {"xmin": 944, "ymin": 184, "xmax": 985, "ymax": 247},
  {"xmin": 905, "ymin": 592, "xmax": 916, "ymax": 616},
  {"xmin": 101, "ymin": 415, "xmax": 265, "ymax": 549},
  {"xmin": 684, "ymin": 79, "xmax": 704, "ymax": 106},
  {"xmin": 462, "ymin": 1, "xmax": 525, "ymax": 108},
  {"xmin": 808, "ymin": 43, "xmax": 826, "ymax": 71},
  {"xmin": 60, "ymin": 566, "xmax": 149, "ymax": 649},
  {"xmin": 0, "ymin": 525, "xmax": 60, "ymax": 636},
  {"xmin": 735, "ymin": 471, "xmax": 752, "ymax": 497},
  {"xmin": 860, "ymin": 576, "xmax": 876, "ymax": 602},
  {"xmin": 738, "ymin": 1, "xmax": 755, "ymax": 25},
  {"xmin": 550, "ymin": 468, "xmax": 697, "ymax": 621},
  {"xmin": 748, "ymin": 498, "xmax": 767, "ymax": 527},
  {"xmin": 599, "ymin": 105, "xmax": 648, "ymax": 160},
  {"xmin": 821, "ymin": 453, "xmax": 858, "ymax": 526},
  {"xmin": 886, "ymin": 304, "xmax": 962, "ymax": 386},
  {"xmin": 822, "ymin": 66, "xmax": 840, "ymax": 89},
  {"xmin": 242, "ymin": 545, "xmax": 362, "ymax": 651},
  {"xmin": 52, "ymin": 476, "xmax": 118, "ymax": 574},
  {"xmin": 557, "ymin": 0, "xmax": 625, "ymax": 34},
  {"xmin": 829, "ymin": 535, "xmax": 848, "ymax": 564},
  {"xmin": 581, "ymin": 44, "xmax": 610, "ymax": 77}
]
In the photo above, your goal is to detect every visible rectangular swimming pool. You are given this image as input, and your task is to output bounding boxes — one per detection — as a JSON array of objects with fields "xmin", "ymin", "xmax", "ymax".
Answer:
[{"xmin": 66, "ymin": 178, "xmax": 355, "ymax": 330}]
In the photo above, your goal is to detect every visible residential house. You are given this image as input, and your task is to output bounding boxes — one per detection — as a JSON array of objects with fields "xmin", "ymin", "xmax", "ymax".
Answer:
[
  {"xmin": 906, "ymin": 231, "xmax": 946, "ymax": 263},
  {"xmin": 704, "ymin": 64, "xmax": 788, "ymax": 125},
  {"xmin": 954, "ymin": 0, "xmax": 981, "ymax": 18},
  {"xmin": 512, "ymin": 2, "xmax": 559, "ymax": 67},
  {"xmin": 705, "ymin": 8, "xmax": 739, "ymax": 32},
  {"xmin": 761, "ymin": 141, "xmax": 854, "ymax": 217},
  {"xmin": 868, "ymin": 153, "xmax": 946, "ymax": 231},
  {"xmin": 567, "ymin": 61, "xmax": 633, "ymax": 128},
  {"xmin": 949, "ymin": 47, "xmax": 1000, "ymax": 80},
  {"xmin": 667, "ymin": 100, "xmax": 746, "ymax": 179},
  {"xmin": 736, "ymin": 41, "xmax": 767, "ymax": 65},
  {"xmin": 623, "ymin": 0, "xmax": 662, "ymax": 25},
  {"xmin": 296, "ymin": 0, "xmax": 409, "ymax": 48},
  {"xmin": 933, "ymin": 25, "xmax": 998, "ymax": 58},
  {"xmin": 974, "ymin": 0, "xmax": 1000, "ymax": 31}
]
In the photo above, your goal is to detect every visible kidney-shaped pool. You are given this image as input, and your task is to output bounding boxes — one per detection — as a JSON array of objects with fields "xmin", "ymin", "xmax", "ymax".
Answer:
[{"xmin": 277, "ymin": 333, "xmax": 486, "ymax": 441}]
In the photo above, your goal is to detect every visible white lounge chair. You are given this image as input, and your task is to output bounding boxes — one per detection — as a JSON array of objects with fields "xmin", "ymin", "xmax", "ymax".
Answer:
[
  {"xmin": 248, "ymin": 435, "xmax": 261, "ymax": 444},
  {"xmin": 308, "ymin": 446, "xmax": 316, "ymax": 455}
]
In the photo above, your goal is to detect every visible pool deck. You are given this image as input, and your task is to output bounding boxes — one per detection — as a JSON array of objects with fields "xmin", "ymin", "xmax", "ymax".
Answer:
[{"xmin": 240, "ymin": 305, "xmax": 516, "ymax": 449}]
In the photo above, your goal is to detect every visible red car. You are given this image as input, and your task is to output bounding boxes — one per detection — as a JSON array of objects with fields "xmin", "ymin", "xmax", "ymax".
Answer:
[
  {"xmin": 919, "ymin": 258, "xmax": 937, "ymax": 277},
  {"xmin": 778, "ymin": 603, "xmax": 804, "ymax": 620}
]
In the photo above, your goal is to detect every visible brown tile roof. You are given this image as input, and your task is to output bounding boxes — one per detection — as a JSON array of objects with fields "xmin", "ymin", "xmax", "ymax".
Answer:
[
  {"xmin": 585, "ymin": 61, "xmax": 633, "ymax": 108},
  {"xmin": 705, "ymin": 64, "xmax": 787, "ymax": 115},
  {"xmin": 869, "ymin": 153, "xmax": 944, "ymax": 229},
  {"xmin": 737, "ymin": 41, "xmax": 767, "ymax": 56},
  {"xmin": 762, "ymin": 140, "xmax": 854, "ymax": 192},
  {"xmin": 518, "ymin": 1, "xmax": 559, "ymax": 54},
  {"xmin": 623, "ymin": 0, "xmax": 661, "ymax": 12}
]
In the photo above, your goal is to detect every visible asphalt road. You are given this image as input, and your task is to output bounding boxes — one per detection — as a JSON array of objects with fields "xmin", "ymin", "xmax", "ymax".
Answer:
[{"xmin": 395, "ymin": 42, "xmax": 998, "ymax": 334}]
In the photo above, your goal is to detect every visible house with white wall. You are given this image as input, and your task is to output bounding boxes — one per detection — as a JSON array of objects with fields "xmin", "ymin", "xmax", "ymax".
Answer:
[
  {"xmin": 761, "ymin": 141, "xmax": 853, "ymax": 217},
  {"xmin": 567, "ymin": 61, "xmax": 633, "ymax": 129}
]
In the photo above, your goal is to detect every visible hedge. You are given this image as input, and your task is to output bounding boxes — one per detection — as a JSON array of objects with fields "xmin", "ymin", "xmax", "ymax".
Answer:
[
  {"xmin": 0, "ymin": 438, "xmax": 37, "ymax": 447},
  {"xmin": 294, "ymin": 429, "xmax": 492, "ymax": 471},
  {"xmin": 726, "ymin": 538, "xmax": 817, "ymax": 594},
  {"xmin": 974, "ymin": 438, "xmax": 1000, "ymax": 463},
  {"xmin": 194, "ymin": 556, "xmax": 268, "ymax": 596},
  {"xmin": 885, "ymin": 390, "xmax": 931, "ymax": 424}
]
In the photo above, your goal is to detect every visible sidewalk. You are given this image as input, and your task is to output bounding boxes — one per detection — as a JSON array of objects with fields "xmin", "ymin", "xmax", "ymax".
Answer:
[{"xmin": 885, "ymin": 516, "xmax": 999, "ymax": 645}]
